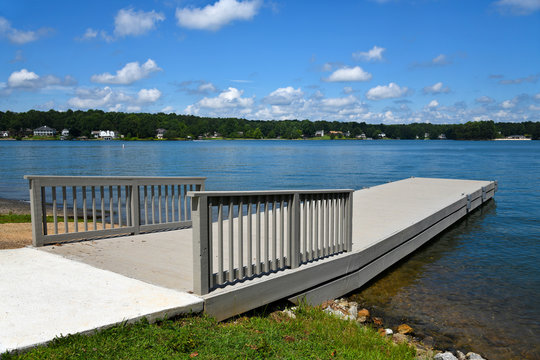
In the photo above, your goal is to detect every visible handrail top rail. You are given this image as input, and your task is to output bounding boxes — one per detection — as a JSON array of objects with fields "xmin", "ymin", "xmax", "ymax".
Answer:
[
  {"xmin": 25, "ymin": 175, "xmax": 206, "ymax": 181},
  {"xmin": 188, "ymin": 189, "xmax": 353, "ymax": 197}
]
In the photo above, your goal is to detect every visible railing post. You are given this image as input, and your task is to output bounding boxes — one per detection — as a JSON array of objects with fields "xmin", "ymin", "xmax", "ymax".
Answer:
[
  {"xmin": 131, "ymin": 182, "xmax": 140, "ymax": 235},
  {"xmin": 192, "ymin": 194, "xmax": 210, "ymax": 295},
  {"xmin": 29, "ymin": 178, "xmax": 44, "ymax": 247},
  {"xmin": 346, "ymin": 191, "xmax": 353, "ymax": 252},
  {"xmin": 290, "ymin": 192, "xmax": 301, "ymax": 268}
]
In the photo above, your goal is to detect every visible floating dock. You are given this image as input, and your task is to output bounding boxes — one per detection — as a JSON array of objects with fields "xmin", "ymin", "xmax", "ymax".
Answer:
[{"xmin": 0, "ymin": 177, "xmax": 496, "ymax": 352}]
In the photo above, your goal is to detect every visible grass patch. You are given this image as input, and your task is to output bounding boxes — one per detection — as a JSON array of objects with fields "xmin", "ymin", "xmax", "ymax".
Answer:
[
  {"xmin": 0, "ymin": 212, "xmax": 84, "ymax": 224},
  {"xmin": 2, "ymin": 305, "xmax": 416, "ymax": 359}
]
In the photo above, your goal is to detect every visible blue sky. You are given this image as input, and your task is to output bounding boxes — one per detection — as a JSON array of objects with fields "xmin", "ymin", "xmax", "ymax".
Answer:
[{"xmin": 1, "ymin": 0, "xmax": 539, "ymax": 123}]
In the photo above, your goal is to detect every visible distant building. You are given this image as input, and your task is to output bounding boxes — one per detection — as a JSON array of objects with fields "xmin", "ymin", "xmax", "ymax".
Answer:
[
  {"xmin": 99, "ymin": 130, "xmax": 115, "ymax": 140},
  {"xmin": 156, "ymin": 128, "xmax": 166, "ymax": 139},
  {"xmin": 315, "ymin": 130, "xmax": 324, "ymax": 137},
  {"xmin": 33, "ymin": 126, "xmax": 57, "ymax": 137},
  {"xmin": 91, "ymin": 130, "xmax": 101, "ymax": 138},
  {"xmin": 424, "ymin": 132, "xmax": 430, "ymax": 139},
  {"xmin": 1, "ymin": 130, "xmax": 9, "ymax": 138},
  {"xmin": 357, "ymin": 133, "xmax": 366, "ymax": 140},
  {"xmin": 61, "ymin": 129, "xmax": 70, "ymax": 137},
  {"xmin": 438, "ymin": 134, "xmax": 447, "ymax": 140},
  {"xmin": 378, "ymin": 132, "xmax": 386, "ymax": 138}
]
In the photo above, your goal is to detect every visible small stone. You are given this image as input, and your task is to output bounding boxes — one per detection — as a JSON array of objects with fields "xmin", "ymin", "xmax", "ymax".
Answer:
[
  {"xmin": 344, "ymin": 314, "xmax": 356, "ymax": 321},
  {"xmin": 397, "ymin": 324, "xmax": 414, "ymax": 335},
  {"xmin": 282, "ymin": 309, "xmax": 296, "ymax": 319},
  {"xmin": 434, "ymin": 352, "xmax": 458, "ymax": 360},
  {"xmin": 466, "ymin": 352, "xmax": 485, "ymax": 360},
  {"xmin": 372, "ymin": 317, "xmax": 383, "ymax": 326},
  {"xmin": 348, "ymin": 305, "xmax": 358, "ymax": 318},
  {"xmin": 357, "ymin": 316, "xmax": 367, "ymax": 323},
  {"xmin": 423, "ymin": 336, "xmax": 435, "ymax": 348},
  {"xmin": 357, "ymin": 308, "xmax": 370, "ymax": 317},
  {"xmin": 385, "ymin": 328, "xmax": 393, "ymax": 335},
  {"xmin": 392, "ymin": 333, "xmax": 408, "ymax": 344},
  {"xmin": 456, "ymin": 350, "xmax": 466, "ymax": 360}
]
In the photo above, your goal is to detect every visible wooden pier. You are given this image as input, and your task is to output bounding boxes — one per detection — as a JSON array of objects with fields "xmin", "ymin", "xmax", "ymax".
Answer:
[{"xmin": 36, "ymin": 176, "xmax": 497, "ymax": 321}]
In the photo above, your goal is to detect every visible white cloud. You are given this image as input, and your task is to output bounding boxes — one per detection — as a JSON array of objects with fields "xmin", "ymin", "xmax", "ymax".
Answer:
[
  {"xmin": 427, "ymin": 100, "xmax": 439, "ymax": 109},
  {"xmin": 476, "ymin": 95, "xmax": 494, "ymax": 103},
  {"xmin": 91, "ymin": 59, "xmax": 161, "ymax": 85},
  {"xmin": 353, "ymin": 46, "xmax": 385, "ymax": 61},
  {"xmin": 324, "ymin": 66, "xmax": 372, "ymax": 82},
  {"xmin": 176, "ymin": 0, "xmax": 261, "ymax": 31},
  {"xmin": 67, "ymin": 86, "xmax": 161, "ymax": 110},
  {"xmin": 535, "ymin": 92, "xmax": 540, "ymax": 100},
  {"xmin": 529, "ymin": 104, "xmax": 540, "ymax": 111},
  {"xmin": 161, "ymin": 106, "xmax": 175, "ymax": 114},
  {"xmin": 199, "ymin": 82, "xmax": 217, "ymax": 93},
  {"xmin": 411, "ymin": 54, "xmax": 452, "ymax": 68},
  {"xmin": 321, "ymin": 95, "xmax": 357, "ymax": 108},
  {"xmin": 263, "ymin": 86, "xmax": 304, "ymax": 105},
  {"xmin": 6, "ymin": 69, "xmax": 75, "ymax": 90},
  {"xmin": 343, "ymin": 86, "xmax": 354, "ymax": 94},
  {"xmin": 366, "ymin": 82, "xmax": 409, "ymax": 100},
  {"xmin": 186, "ymin": 87, "xmax": 255, "ymax": 115},
  {"xmin": 494, "ymin": 0, "xmax": 540, "ymax": 15},
  {"xmin": 501, "ymin": 99, "xmax": 515, "ymax": 108},
  {"xmin": 432, "ymin": 54, "xmax": 449, "ymax": 65},
  {"xmin": 114, "ymin": 8, "xmax": 165, "ymax": 37},
  {"xmin": 423, "ymin": 82, "xmax": 450, "ymax": 94},
  {"xmin": 137, "ymin": 88, "xmax": 161, "ymax": 103},
  {"xmin": 80, "ymin": 28, "xmax": 98, "ymax": 40},
  {"xmin": 0, "ymin": 16, "xmax": 51, "ymax": 44}
]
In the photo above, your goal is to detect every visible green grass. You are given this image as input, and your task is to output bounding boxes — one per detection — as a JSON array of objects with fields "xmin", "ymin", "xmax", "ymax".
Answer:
[
  {"xmin": 0, "ymin": 213, "xmax": 82, "ymax": 224},
  {"xmin": 2, "ymin": 305, "xmax": 416, "ymax": 359}
]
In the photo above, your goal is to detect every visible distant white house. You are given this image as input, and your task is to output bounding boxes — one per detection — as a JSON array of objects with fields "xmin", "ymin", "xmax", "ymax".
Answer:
[
  {"xmin": 1, "ymin": 130, "xmax": 9, "ymax": 138},
  {"xmin": 156, "ymin": 128, "xmax": 166, "ymax": 139},
  {"xmin": 99, "ymin": 130, "xmax": 115, "ymax": 140},
  {"xmin": 33, "ymin": 126, "xmax": 57, "ymax": 137},
  {"xmin": 315, "ymin": 130, "xmax": 324, "ymax": 137},
  {"xmin": 378, "ymin": 132, "xmax": 386, "ymax": 138},
  {"xmin": 424, "ymin": 132, "xmax": 430, "ymax": 139},
  {"xmin": 61, "ymin": 129, "xmax": 70, "ymax": 136},
  {"xmin": 438, "ymin": 133, "xmax": 447, "ymax": 140},
  {"xmin": 357, "ymin": 133, "xmax": 366, "ymax": 140}
]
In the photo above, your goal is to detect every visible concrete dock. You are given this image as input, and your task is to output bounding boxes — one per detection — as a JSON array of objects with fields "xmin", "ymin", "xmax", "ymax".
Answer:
[{"xmin": 0, "ymin": 177, "xmax": 496, "ymax": 352}]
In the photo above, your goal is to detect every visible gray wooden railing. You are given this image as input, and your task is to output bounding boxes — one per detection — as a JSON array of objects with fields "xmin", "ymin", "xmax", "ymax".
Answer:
[
  {"xmin": 189, "ymin": 189, "xmax": 353, "ymax": 295},
  {"xmin": 25, "ymin": 176, "xmax": 205, "ymax": 246}
]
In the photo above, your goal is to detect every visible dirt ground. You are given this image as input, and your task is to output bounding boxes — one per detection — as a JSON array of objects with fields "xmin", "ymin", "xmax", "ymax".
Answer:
[{"xmin": 0, "ymin": 223, "xmax": 32, "ymax": 249}]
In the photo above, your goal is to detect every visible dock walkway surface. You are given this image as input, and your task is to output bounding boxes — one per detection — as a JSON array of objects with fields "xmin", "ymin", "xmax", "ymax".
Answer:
[{"xmin": 0, "ymin": 177, "xmax": 496, "ymax": 353}]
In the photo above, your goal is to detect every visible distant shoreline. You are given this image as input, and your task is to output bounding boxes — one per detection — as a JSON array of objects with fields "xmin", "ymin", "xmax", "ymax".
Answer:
[{"xmin": 0, "ymin": 198, "xmax": 30, "ymax": 215}]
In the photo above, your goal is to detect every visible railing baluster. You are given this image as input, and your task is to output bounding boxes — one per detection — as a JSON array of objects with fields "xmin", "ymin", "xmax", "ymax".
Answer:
[
  {"xmin": 63, "ymin": 186, "xmax": 68, "ymax": 233},
  {"xmin": 280, "ymin": 197, "xmax": 285, "ymax": 267},
  {"xmin": 238, "ymin": 197, "xmax": 244, "ymax": 279},
  {"xmin": 183, "ymin": 185, "xmax": 188, "ymax": 221},
  {"xmin": 41, "ymin": 186, "xmax": 47, "ymax": 236},
  {"xmin": 264, "ymin": 198, "xmax": 269, "ymax": 272},
  {"xmin": 151, "ymin": 186, "xmax": 155, "ymax": 224},
  {"xmin": 314, "ymin": 194, "xmax": 319, "ymax": 257},
  {"xmin": 330, "ymin": 194, "xmax": 335, "ymax": 254},
  {"xmin": 207, "ymin": 198, "xmax": 214, "ymax": 289},
  {"xmin": 171, "ymin": 185, "xmax": 175, "ymax": 222},
  {"xmin": 52, "ymin": 187, "xmax": 58, "ymax": 234},
  {"xmin": 228, "ymin": 198, "xmax": 234, "ymax": 282},
  {"xmin": 126, "ymin": 185, "xmax": 131, "ymax": 227},
  {"xmin": 118, "ymin": 185, "xmax": 122, "ymax": 227},
  {"xmin": 109, "ymin": 186, "xmax": 114, "ymax": 228},
  {"xmin": 82, "ymin": 186, "xmax": 87, "ymax": 232},
  {"xmin": 158, "ymin": 185, "xmax": 162, "ymax": 224},
  {"xmin": 177, "ymin": 185, "xmax": 182, "ymax": 222},
  {"xmin": 165, "ymin": 185, "xmax": 169, "ymax": 223},
  {"xmin": 100, "ymin": 186, "xmax": 105, "ymax": 230},
  {"xmin": 325, "ymin": 194, "xmax": 330, "ymax": 256},
  {"xmin": 218, "ymin": 200, "xmax": 224, "ymax": 285},
  {"xmin": 144, "ymin": 186, "xmax": 148, "ymax": 225},
  {"xmin": 256, "ymin": 197, "xmax": 261, "ymax": 274},
  {"xmin": 92, "ymin": 187, "xmax": 97, "ymax": 231},
  {"xmin": 247, "ymin": 196, "xmax": 253, "ymax": 277},
  {"xmin": 73, "ymin": 186, "xmax": 78, "ymax": 233},
  {"xmin": 272, "ymin": 197, "xmax": 277, "ymax": 271}
]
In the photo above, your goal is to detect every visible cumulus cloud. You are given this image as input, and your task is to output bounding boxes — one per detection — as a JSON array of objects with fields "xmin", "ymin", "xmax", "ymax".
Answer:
[
  {"xmin": 501, "ymin": 99, "xmax": 516, "ymax": 108},
  {"xmin": 476, "ymin": 95, "xmax": 494, "ymax": 103},
  {"xmin": 176, "ymin": 0, "xmax": 261, "ymax": 31},
  {"xmin": 114, "ymin": 8, "xmax": 165, "ymax": 37},
  {"xmin": 423, "ymin": 82, "xmax": 450, "ymax": 94},
  {"xmin": 366, "ymin": 82, "xmax": 409, "ymax": 100},
  {"xmin": 353, "ymin": 46, "xmax": 385, "ymax": 61},
  {"xmin": 177, "ymin": 80, "xmax": 218, "ymax": 95},
  {"xmin": 427, "ymin": 100, "xmax": 439, "ymax": 109},
  {"xmin": 161, "ymin": 106, "xmax": 175, "ymax": 114},
  {"xmin": 494, "ymin": 0, "xmax": 540, "ymax": 15},
  {"xmin": 6, "ymin": 69, "xmax": 75, "ymax": 90},
  {"xmin": 68, "ymin": 86, "xmax": 161, "ymax": 111},
  {"xmin": 91, "ymin": 59, "xmax": 161, "ymax": 85},
  {"xmin": 535, "ymin": 93, "xmax": 540, "ymax": 100},
  {"xmin": 321, "ymin": 95, "xmax": 357, "ymax": 108},
  {"xmin": 185, "ymin": 87, "xmax": 255, "ymax": 115},
  {"xmin": 263, "ymin": 86, "xmax": 304, "ymax": 105},
  {"xmin": 0, "ymin": 16, "xmax": 52, "ymax": 44},
  {"xmin": 324, "ymin": 66, "xmax": 372, "ymax": 82}
]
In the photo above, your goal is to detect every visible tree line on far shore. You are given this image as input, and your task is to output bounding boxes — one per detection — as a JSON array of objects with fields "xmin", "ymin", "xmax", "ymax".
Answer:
[{"xmin": 0, "ymin": 109, "xmax": 538, "ymax": 140}]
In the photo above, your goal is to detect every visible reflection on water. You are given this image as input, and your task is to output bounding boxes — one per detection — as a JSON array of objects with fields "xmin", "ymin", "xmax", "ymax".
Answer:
[
  {"xmin": 350, "ymin": 200, "xmax": 539, "ymax": 360},
  {"xmin": 1, "ymin": 140, "xmax": 539, "ymax": 359}
]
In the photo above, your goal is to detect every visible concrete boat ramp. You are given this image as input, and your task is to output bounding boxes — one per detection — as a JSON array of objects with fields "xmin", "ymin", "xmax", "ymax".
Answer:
[{"xmin": 0, "ymin": 177, "xmax": 496, "ymax": 353}]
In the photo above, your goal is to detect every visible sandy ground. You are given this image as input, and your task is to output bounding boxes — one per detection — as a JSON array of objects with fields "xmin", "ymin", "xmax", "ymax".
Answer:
[{"xmin": 0, "ymin": 198, "xmax": 30, "ymax": 215}]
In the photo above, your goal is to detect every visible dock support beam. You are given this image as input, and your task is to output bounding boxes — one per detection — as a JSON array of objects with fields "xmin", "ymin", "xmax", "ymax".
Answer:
[{"xmin": 192, "ymin": 195, "xmax": 210, "ymax": 295}]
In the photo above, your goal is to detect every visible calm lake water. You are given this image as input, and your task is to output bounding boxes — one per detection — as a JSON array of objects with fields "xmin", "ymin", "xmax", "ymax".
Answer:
[{"xmin": 1, "ymin": 140, "xmax": 539, "ymax": 359}]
